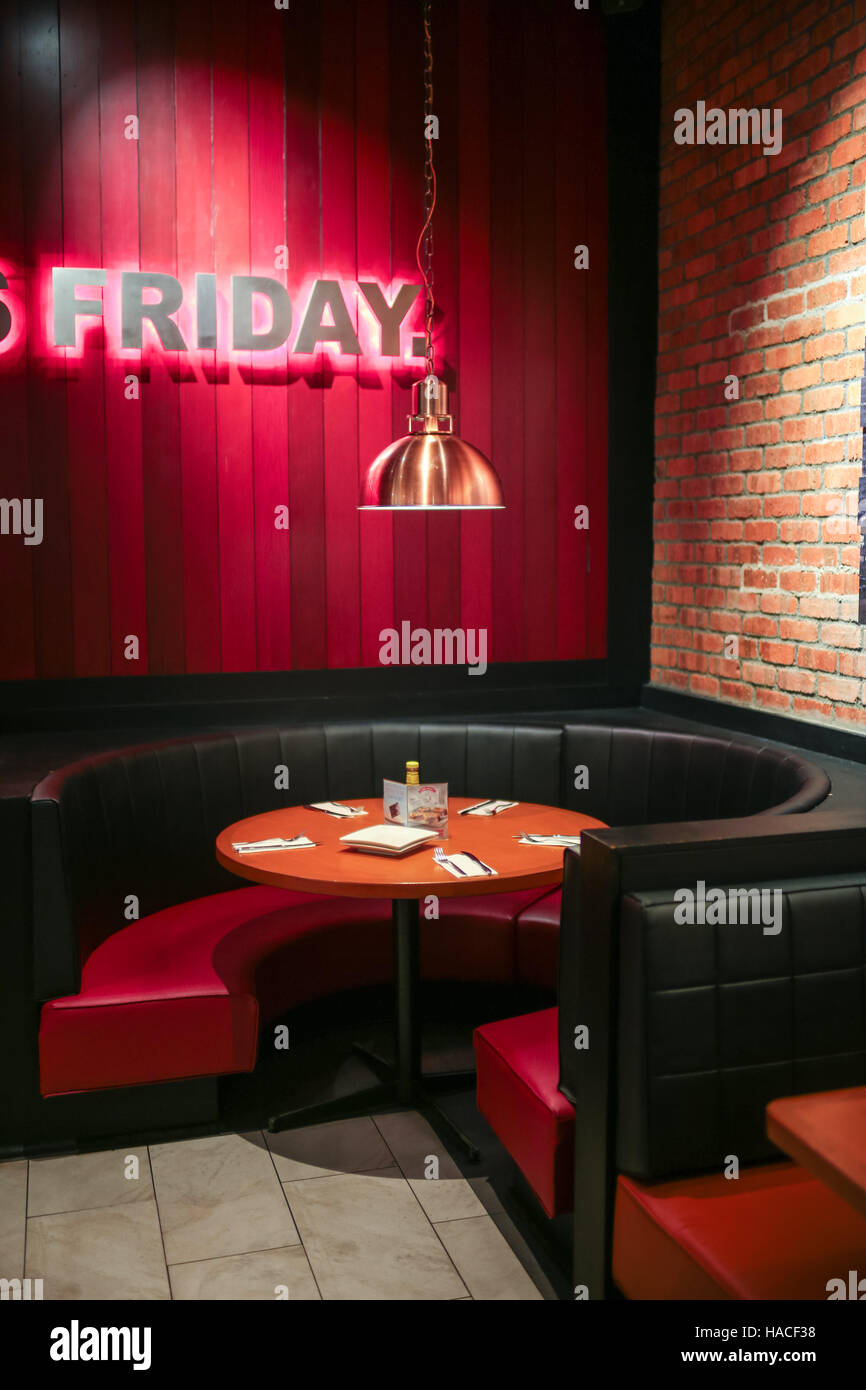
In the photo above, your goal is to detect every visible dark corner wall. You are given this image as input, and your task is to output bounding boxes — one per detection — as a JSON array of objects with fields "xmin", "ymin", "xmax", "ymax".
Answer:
[{"xmin": 606, "ymin": 0, "xmax": 660, "ymax": 707}]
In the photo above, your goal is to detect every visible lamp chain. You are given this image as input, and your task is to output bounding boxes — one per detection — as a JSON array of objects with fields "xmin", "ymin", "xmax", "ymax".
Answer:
[{"xmin": 415, "ymin": 0, "xmax": 437, "ymax": 380}]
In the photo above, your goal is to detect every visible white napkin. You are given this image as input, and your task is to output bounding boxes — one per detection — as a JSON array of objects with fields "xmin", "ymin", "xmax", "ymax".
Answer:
[
  {"xmin": 517, "ymin": 833, "xmax": 582, "ymax": 848},
  {"xmin": 460, "ymin": 799, "xmax": 518, "ymax": 816},
  {"xmin": 435, "ymin": 851, "xmax": 497, "ymax": 877},
  {"xmin": 305, "ymin": 802, "xmax": 367, "ymax": 818},
  {"xmin": 232, "ymin": 835, "xmax": 316, "ymax": 854}
]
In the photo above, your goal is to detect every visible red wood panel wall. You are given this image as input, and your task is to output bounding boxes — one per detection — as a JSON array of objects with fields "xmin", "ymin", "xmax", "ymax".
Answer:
[{"xmin": 0, "ymin": 0, "xmax": 608, "ymax": 679}]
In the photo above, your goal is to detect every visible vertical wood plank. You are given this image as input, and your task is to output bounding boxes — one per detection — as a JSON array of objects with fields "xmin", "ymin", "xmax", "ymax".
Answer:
[
  {"xmin": 21, "ymin": 0, "xmax": 74, "ymax": 677},
  {"xmin": 249, "ymin": 0, "xmax": 291, "ymax": 671},
  {"xmin": 285, "ymin": 0, "xmax": 326, "ymax": 670},
  {"xmin": 522, "ymin": 0, "xmax": 558, "ymax": 661},
  {"xmin": 490, "ymin": 9, "xmax": 525, "ymax": 663},
  {"xmin": 585, "ymin": 10, "xmax": 609, "ymax": 659},
  {"xmin": 321, "ymin": 0, "xmax": 360, "ymax": 670},
  {"xmin": 555, "ymin": 0, "xmax": 588, "ymax": 659},
  {"xmin": 457, "ymin": 0, "xmax": 493, "ymax": 659},
  {"xmin": 176, "ymin": 0, "xmax": 220, "ymax": 674},
  {"xmin": 212, "ymin": 0, "xmax": 255, "ymax": 671},
  {"xmin": 424, "ymin": 0, "xmax": 462, "ymax": 646},
  {"xmin": 356, "ymin": 0, "xmax": 395, "ymax": 668},
  {"xmin": 100, "ymin": 0, "xmax": 148, "ymax": 675},
  {"xmin": 0, "ymin": 0, "xmax": 34, "ymax": 678},
  {"xmin": 61, "ymin": 0, "xmax": 109, "ymax": 677},
  {"xmin": 390, "ymin": 0, "xmax": 427, "ymax": 643},
  {"xmin": 137, "ymin": 0, "xmax": 185, "ymax": 673}
]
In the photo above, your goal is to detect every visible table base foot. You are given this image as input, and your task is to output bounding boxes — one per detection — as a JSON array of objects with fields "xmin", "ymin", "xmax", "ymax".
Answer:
[
  {"xmin": 266, "ymin": 1079, "xmax": 480, "ymax": 1163},
  {"xmin": 413, "ymin": 1091, "xmax": 481, "ymax": 1163},
  {"xmin": 350, "ymin": 1041, "xmax": 394, "ymax": 1083},
  {"xmin": 420, "ymin": 1067, "xmax": 477, "ymax": 1090},
  {"xmin": 267, "ymin": 1083, "xmax": 397, "ymax": 1135}
]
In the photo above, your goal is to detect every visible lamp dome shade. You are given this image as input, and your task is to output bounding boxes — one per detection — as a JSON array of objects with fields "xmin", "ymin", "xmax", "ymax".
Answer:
[{"xmin": 359, "ymin": 377, "xmax": 505, "ymax": 509}]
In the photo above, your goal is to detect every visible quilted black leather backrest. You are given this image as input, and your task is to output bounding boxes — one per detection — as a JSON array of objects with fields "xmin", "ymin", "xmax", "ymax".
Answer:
[
  {"xmin": 615, "ymin": 874, "xmax": 866, "ymax": 1181},
  {"xmin": 562, "ymin": 724, "xmax": 829, "ymax": 824},
  {"xmin": 30, "ymin": 721, "xmax": 563, "ymax": 998}
]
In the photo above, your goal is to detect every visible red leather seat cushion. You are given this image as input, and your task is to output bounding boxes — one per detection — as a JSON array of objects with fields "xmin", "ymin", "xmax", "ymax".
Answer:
[
  {"xmin": 474, "ymin": 1007, "xmax": 574, "ymax": 1218},
  {"xmin": 40, "ymin": 885, "xmax": 543, "ymax": 1097},
  {"xmin": 515, "ymin": 888, "xmax": 561, "ymax": 989},
  {"xmin": 614, "ymin": 1163, "xmax": 866, "ymax": 1300}
]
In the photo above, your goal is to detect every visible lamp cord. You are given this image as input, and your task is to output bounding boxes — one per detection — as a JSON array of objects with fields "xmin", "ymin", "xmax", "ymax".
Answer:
[{"xmin": 415, "ymin": 0, "xmax": 436, "ymax": 380}]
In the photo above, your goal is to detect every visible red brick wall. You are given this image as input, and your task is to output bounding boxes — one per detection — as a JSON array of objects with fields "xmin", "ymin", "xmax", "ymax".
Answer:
[{"xmin": 652, "ymin": 0, "xmax": 866, "ymax": 731}]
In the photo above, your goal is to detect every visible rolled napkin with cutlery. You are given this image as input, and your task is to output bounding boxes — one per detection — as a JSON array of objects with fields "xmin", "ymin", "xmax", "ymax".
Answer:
[
  {"xmin": 232, "ymin": 835, "xmax": 317, "ymax": 853},
  {"xmin": 433, "ymin": 847, "xmax": 497, "ymax": 877},
  {"xmin": 458, "ymin": 799, "xmax": 518, "ymax": 816},
  {"xmin": 514, "ymin": 833, "xmax": 582, "ymax": 848},
  {"xmin": 303, "ymin": 802, "xmax": 367, "ymax": 818}
]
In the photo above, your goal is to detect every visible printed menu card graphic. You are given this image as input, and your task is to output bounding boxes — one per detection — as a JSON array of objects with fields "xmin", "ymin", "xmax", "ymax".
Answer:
[{"xmin": 383, "ymin": 779, "xmax": 449, "ymax": 839}]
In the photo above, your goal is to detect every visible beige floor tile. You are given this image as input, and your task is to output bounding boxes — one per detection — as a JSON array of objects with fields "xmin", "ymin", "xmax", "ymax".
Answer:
[
  {"xmin": 284, "ymin": 1170, "xmax": 467, "ymax": 1300},
  {"xmin": 264, "ymin": 1117, "xmax": 394, "ymax": 1181},
  {"xmin": 434, "ymin": 1215, "xmax": 543, "ymax": 1301},
  {"xmin": 0, "ymin": 1161, "xmax": 27, "ymax": 1279},
  {"xmin": 169, "ymin": 1244, "xmax": 320, "ymax": 1300},
  {"xmin": 150, "ymin": 1133, "xmax": 298, "ymax": 1265},
  {"xmin": 409, "ymin": 1175, "xmax": 486, "ymax": 1223},
  {"xmin": 372, "ymin": 1110, "xmax": 463, "ymax": 1179},
  {"xmin": 25, "ymin": 1202, "xmax": 170, "ymax": 1300},
  {"xmin": 491, "ymin": 1211, "xmax": 558, "ymax": 1300},
  {"xmin": 468, "ymin": 1175, "xmax": 506, "ymax": 1215},
  {"xmin": 28, "ymin": 1147, "xmax": 151, "ymax": 1217}
]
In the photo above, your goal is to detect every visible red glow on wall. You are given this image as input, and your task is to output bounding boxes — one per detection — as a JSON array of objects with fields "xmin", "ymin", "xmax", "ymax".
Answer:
[
  {"xmin": 0, "ymin": 264, "xmax": 26, "ymax": 360},
  {"xmin": 28, "ymin": 264, "xmax": 427, "ymax": 377},
  {"xmin": 0, "ymin": 0, "xmax": 608, "ymax": 682}
]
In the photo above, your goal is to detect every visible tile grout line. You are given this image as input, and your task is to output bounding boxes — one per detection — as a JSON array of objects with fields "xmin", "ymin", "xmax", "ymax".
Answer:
[
  {"xmin": 373, "ymin": 1115, "xmax": 548, "ymax": 1299},
  {"xmin": 145, "ymin": 1143, "xmax": 174, "ymax": 1301},
  {"xmin": 261, "ymin": 1129, "xmax": 326, "ymax": 1302},
  {"xmin": 22, "ymin": 1158, "xmax": 30, "ymax": 1283},
  {"xmin": 167, "ymin": 1238, "xmax": 311, "ymax": 1270},
  {"xmin": 370, "ymin": 1114, "xmax": 473, "ymax": 1299}
]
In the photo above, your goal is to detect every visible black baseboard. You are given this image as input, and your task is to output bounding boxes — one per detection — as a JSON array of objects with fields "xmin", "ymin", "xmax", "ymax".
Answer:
[
  {"xmin": 642, "ymin": 684, "xmax": 866, "ymax": 765},
  {"xmin": 0, "ymin": 662, "xmax": 643, "ymax": 733},
  {"xmin": 0, "ymin": 1076, "xmax": 220, "ymax": 1160}
]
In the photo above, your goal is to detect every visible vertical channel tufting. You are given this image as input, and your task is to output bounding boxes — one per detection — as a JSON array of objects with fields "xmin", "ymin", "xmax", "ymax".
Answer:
[
  {"xmin": 643, "ymin": 732, "xmax": 654, "ymax": 825},
  {"xmin": 713, "ymin": 741, "xmax": 728, "ymax": 820},
  {"xmin": 861, "ymin": 886, "xmax": 866, "ymax": 1072},
  {"xmin": 680, "ymin": 736, "xmax": 693, "ymax": 821},
  {"xmin": 190, "ymin": 741, "xmax": 210, "ymax": 850},
  {"xmin": 604, "ymin": 726, "xmax": 614, "ymax": 824},
  {"xmin": 784, "ymin": 886, "xmax": 799, "ymax": 1098},
  {"xmin": 743, "ymin": 745, "xmax": 761, "ymax": 814}
]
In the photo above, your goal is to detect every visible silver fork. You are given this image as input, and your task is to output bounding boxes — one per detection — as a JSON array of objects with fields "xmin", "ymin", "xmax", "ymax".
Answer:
[{"xmin": 434, "ymin": 845, "xmax": 467, "ymax": 875}]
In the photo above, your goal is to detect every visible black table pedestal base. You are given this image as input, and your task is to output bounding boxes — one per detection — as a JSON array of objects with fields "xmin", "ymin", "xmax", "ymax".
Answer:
[
  {"xmin": 266, "ymin": 898, "xmax": 480, "ymax": 1161},
  {"xmin": 266, "ymin": 1080, "xmax": 479, "ymax": 1162}
]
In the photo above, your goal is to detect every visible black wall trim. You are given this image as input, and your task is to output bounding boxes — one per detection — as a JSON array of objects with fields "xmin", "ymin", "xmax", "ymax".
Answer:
[
  {"xmin": 604, "ymin": 0, "xmax": 659, "ymax": 701},
  {"xmin": 642, "ymin": 683, "xmax": 866, "ymax": 765},
  {"xmin": 0, "ymin": 661, "xmax": 640, "ymax": 733}
]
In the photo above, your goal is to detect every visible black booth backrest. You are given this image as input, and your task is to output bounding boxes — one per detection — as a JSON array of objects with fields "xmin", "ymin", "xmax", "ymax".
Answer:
[
  {"xmin": 562, "ymin": 725, "xmax": 828, "ymax": 823},
  {"xmin": 614, "ymin": 873, "xmax": 866, "ymax": 1181},
  {"xmin": 30, "ymin": 722, "xmax": 564, "ymax": 998},
  {"xmin": 29, "ymin": 720, "xmax": 829, "ymax": 1001}
]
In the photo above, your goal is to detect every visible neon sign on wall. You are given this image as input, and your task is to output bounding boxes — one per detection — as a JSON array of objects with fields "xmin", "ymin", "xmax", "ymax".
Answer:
[{"xmin": 0, "ymin": 266, "xmax": 426, "ymax": 364}]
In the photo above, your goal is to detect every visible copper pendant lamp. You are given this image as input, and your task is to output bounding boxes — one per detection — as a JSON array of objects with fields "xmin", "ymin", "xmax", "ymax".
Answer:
[{"xmin": 359, "ymin": 0, "xmax": 504, "ymax": 511}]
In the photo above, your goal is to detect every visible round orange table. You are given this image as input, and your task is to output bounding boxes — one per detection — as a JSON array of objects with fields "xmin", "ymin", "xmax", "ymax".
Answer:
[{"xmin": 217, "ymin": 796, "xmax": 605, "ymax": 1155}]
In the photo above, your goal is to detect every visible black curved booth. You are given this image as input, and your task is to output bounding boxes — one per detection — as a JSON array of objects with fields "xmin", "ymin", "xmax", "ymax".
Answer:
[{"xmin": 29, "ymin": 720, "xmax": 829, "ymax": 1105}]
